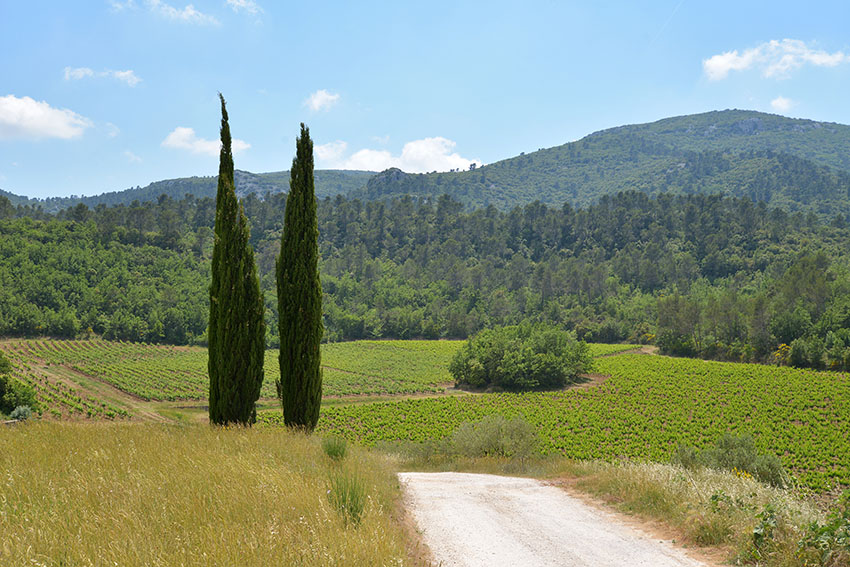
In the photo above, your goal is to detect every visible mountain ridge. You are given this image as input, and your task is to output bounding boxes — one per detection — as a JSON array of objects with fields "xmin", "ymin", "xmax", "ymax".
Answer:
[
  {"xmin": 5, "ymin": 109, "xmax": 850, "ymax": 216},
  {"xmin": 355, "ymin": 109, "xmax": 850, "ymax": 216}
]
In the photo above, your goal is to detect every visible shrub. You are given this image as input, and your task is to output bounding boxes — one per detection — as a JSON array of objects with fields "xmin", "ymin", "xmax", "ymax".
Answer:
[
  {"xmin": 322, "ymin": 435, "xmax": 348, "ymax": 462},
  {"xmin": 798, "ymin": 491, "xmax": 850, "ymax": 567},
  {"xmin": 10, "ymin": 405, "xmax": 31, "ymax": 421},
  {"xmin": 328, "ymin": 470, "xmax": 366, "ymax": 525},
  {"xmin": 673, "ymin": 443, "xmax": 700, "ymax": 469},
  {"xmin": 450, "ymin": 415, "xmax": 537, "ymax": 460},
  {"xmin": 673, "ymin": 433, "xmax": 789, "ymax": 488},
  {"xmin": 0, "ymin": 356, "xmax": 38, "ymax": 415},
  {"xmin": 450, "ymin": 322, "xmax": 592, "ymax": 391},
  {"xmin": 655, "ymin": 329, "xmax": 697, "ymax": 357}
]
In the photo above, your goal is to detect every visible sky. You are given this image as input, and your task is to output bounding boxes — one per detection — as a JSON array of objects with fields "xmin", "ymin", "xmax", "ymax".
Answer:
[{"xmin": 2, "ymin": 0, "xmax": 850, "ymax": 199}]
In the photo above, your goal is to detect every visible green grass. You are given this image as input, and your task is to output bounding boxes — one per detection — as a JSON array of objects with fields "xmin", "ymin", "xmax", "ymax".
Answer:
[
  {"xmin": 0, "ymin": 422, "xmax": 414, "ymax": 566},
  {"xmin": 261, "ymin": 354, "xmax": 850, "ymax": 491}
]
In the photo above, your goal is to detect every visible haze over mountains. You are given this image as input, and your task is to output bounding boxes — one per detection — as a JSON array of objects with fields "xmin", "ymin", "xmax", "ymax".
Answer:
[{"xmin": 5, "ymin": 109, "xmax": 850, "ymax": 217}]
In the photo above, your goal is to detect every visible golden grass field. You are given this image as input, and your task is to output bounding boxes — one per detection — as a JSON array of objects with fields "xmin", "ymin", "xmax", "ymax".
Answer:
[{"xmin": 0, "ymin": 422, "xmax": 414, "ymax": 566}]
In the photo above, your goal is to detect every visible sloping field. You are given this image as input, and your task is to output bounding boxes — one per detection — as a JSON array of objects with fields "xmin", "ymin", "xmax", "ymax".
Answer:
[
  {"xmin": 0, "ymin": 338, "xmax": 633, "ymax": 420},
  {"xmin": 280, "ymin": 354, "xmax": 850, "ymax": 491},
  {"xmin": 0, "ymin": 339, "xmax": 469, "ymax": 417}
]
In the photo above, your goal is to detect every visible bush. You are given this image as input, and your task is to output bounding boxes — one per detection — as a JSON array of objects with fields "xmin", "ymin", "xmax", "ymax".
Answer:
[
  {"xmin": 673, "ymin": 443, "xmax": 701, "ymax": 469},
  {"xmin": 450, "ymin": 415, "xmax": 537, "ymax": 460},
  {"xmin": 655, "ymin": 329, "xmax": 696, "ymax": 357},
  {"xmin": 673, "ymin": 433, "xmax": 789, "ymax": 488},
  {"xmin": 10, "ymin": 405, "xmax": 31, "ymax": 421},
  {"xmin": 790, "ymin": 336, "xmax": 826, "ymax": 369},
  {"xmin": 0, "ymin": 355, "xmax": 38, "ymax": 415},
  {"xmin": 377, "ymin": 415, "xmax": 539, "ymax": 466},
  {"xmin": 328, "ymin": 470, "xmax": 366, "ymax": 525},
  {"xmin": 798, "ymin": 491, "xmax": 850, "ymax": 566},
  {"xmin": 322, "ymin": 435, "xmax": 348, "ymax": 461},
  {"xmin": 449, "ymin": 322, "xmax": 592, "ymax": 391}
]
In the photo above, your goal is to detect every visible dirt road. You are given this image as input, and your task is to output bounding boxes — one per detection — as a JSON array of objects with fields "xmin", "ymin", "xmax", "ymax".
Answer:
[{"xmin": 399, "ymin": 472, "xmax": 707, "ymax": 567}]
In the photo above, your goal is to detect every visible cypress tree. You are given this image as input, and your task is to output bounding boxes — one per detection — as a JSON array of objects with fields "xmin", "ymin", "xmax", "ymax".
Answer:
[
  {"xmin": 208, "ymin": 93, "xmax": 265, "ymax": 425},
  {"xmin": 277, "ymin": 123, "xmax": 323, "ymax": 430}
]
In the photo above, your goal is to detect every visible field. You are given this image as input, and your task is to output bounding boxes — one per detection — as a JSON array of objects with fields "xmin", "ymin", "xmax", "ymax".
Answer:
[
  {"xmin": 0, "ymin": 423, "xmax": 412, "ymax": 566},
  {"xmin": 258, "ymin": 354, "xmax": 850, "ymax": 491},
  {"xmin": 0, "ymin": 338, "xmax": 631, "ymax": 420},
  {"xmin": 0, "ymin": 339, "xmax": 469, "ymax": 418},
  {"xmin": 8, "ymin": 338, "xmax": 848, "ymax": 490}
]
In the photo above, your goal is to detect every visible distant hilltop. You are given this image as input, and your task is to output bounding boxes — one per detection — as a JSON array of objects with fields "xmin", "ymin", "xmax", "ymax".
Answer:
[{"xmin": 6, "ymin": 109, "xmax": 850, "ymax": 218}]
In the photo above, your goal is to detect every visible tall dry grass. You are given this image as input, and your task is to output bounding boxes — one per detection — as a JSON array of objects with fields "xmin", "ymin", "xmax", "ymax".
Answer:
[
  {"xmin": 555, "ymin": 460, "xmax": 824, "ymax": 566},
  {"xmin": 0, "ymin": 422, "xmax": 410, "ymax": 566}
]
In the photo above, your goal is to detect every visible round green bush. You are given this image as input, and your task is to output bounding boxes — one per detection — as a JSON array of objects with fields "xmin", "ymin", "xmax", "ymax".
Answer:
[{"xmin": 449, "ymin": 322, "xmax": 592, "ymax": 391}]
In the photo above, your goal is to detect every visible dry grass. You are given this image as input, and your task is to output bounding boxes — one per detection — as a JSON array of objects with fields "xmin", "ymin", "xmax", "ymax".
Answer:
[
  {"xmin": 0, "ymin": 422, "xmax": 414, "ymax": 566},
  {"xmin": 552, "ymin": 459, "xmax": 824, "ymax": 566}
]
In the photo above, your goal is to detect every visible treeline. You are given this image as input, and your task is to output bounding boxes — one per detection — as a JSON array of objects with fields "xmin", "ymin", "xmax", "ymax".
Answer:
[{"xmin": 1, "ymin": 190, "xmax": 850, "ymax": 369}]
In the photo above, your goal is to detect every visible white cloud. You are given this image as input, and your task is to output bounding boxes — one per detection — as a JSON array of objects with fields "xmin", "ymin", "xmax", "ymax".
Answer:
[
  {"xmin": 145, "ymin": 0, "xmax": 219, "ymax": 25},
  {"xmin": 704, "ymin": 39, "xmax": 850, "ymax": 80},
  {"xmin": 64, "ymin": 67, "xmax": 142, "ymax": 86},
  {"xmin": 112, "ymin": 70, "xmax": 142, "ymax": 86},
  {"xmin": 771, "ymin": 96, "xmax": 794, "ymax": 113},
  {"xmin": 161, "ymin": 126, "xmax": 250, "ymax": 156},
  {"xmin": 124, "ymin": 150, "xmax": 143, "ymax": 163},
  {"xmin": 105, "ymin": 122, "xmax": 121, "ymax": 138},
  {"xmin": 305, "ymin": 89, "xmax": 340, "ymax": 112},
  {"xmin": 227, "ymin": 0, "xmax": 262, "ymax": 14},
  {"xmin": 316, "ymin": 136, "xmax": 481, "ymax": 173},
  {"xmin": 315, "ymin": 140, "xmax": 348, "ymax": 162},
  {"xmin": 64, "ymin": 66, "xmax": 95, "ymax": 80},
  {"xmin": 0, "ymin": 95, "xmax": 93, "ymax": 140},
  {"xmin": 371, "ymin": 134, "xmax": 390, "ymax": 145},
  {"xmin": 109, "ymin": 0, "xmax": 136, "ymax": 11}
]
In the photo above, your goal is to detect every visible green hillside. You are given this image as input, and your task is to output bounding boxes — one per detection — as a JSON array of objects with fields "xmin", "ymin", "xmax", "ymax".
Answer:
[
  {"xmin": 7, "ymin": 110, "xmax": 850, "ymax": 216},
  {"xmin": 356, "ymin": 110, "xmax": 850, "ymax": 216}
]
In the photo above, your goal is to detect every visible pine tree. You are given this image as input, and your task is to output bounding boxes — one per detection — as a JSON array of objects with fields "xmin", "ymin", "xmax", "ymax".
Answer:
[
  {"xmin": 277, "ymin": 123, "xmax": 323, "ymax": 430},
  {"xmin": 208, "ymin": 93, "xmax": 266, "ymax": 425}
]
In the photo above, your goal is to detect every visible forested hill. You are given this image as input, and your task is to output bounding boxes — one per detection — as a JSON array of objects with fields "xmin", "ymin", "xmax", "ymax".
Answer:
[
  {"xmin": 6, "ymin": 110, "xmax": 850, "ymax": 217},
  {"xmin": 6, "ymin": 169, "xmax": 374, "ymax": 214},
  {"xmin": 357, "ymin": 110, "xmax": 850, "ymax": 216},
  {"xmin": 2, "ymin": 190, "xmax": 850, "ymax": 370}
]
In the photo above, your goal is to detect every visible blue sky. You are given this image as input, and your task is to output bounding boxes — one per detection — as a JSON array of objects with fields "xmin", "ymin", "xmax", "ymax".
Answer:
[{"xmin": 2, "ymin": 0, "xmax": 850, "ymax": 198}]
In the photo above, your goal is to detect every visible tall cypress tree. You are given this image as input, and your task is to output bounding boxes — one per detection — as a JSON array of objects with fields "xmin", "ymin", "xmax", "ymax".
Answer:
[
  {"xmin": 208, "ymin": 93, "xmax": 265, "ymax": 425},
  {"xmin": 277, "ymin": 123, "xmax": 323, "ymax": 430}
]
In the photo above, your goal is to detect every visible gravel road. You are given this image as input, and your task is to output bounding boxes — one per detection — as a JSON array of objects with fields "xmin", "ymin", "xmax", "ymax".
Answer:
[{"xmin": 398, "ymin": 472, "xmax": 707, "ymax": 567}]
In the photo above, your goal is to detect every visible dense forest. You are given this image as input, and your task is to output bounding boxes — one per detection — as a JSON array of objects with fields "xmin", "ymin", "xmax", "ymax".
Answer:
[{"xmin": 1, "ymin": 188, "xmax": 849, "ymax": 370}]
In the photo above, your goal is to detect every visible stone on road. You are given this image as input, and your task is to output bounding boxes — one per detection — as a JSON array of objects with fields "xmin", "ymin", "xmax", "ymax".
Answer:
[{"xmin": 399, "ymin": 472, "xmax": 706, "ymax": 567}]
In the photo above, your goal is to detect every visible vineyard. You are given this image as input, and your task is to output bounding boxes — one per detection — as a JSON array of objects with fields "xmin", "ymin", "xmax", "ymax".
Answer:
[
  {"xmin": 0, "ymin": 339, "xmax": 471, "ymax": 418},
  {"xmin": 0, "ymin": 340, "xmax": 130, "ymax": 419},
  {"xmin": 0, "ymin": 338, "xmax": 630, "ymax": 420},
  {"xmin": 261, "ymin": 354, "xmax": 850, "ymax": 491}
]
